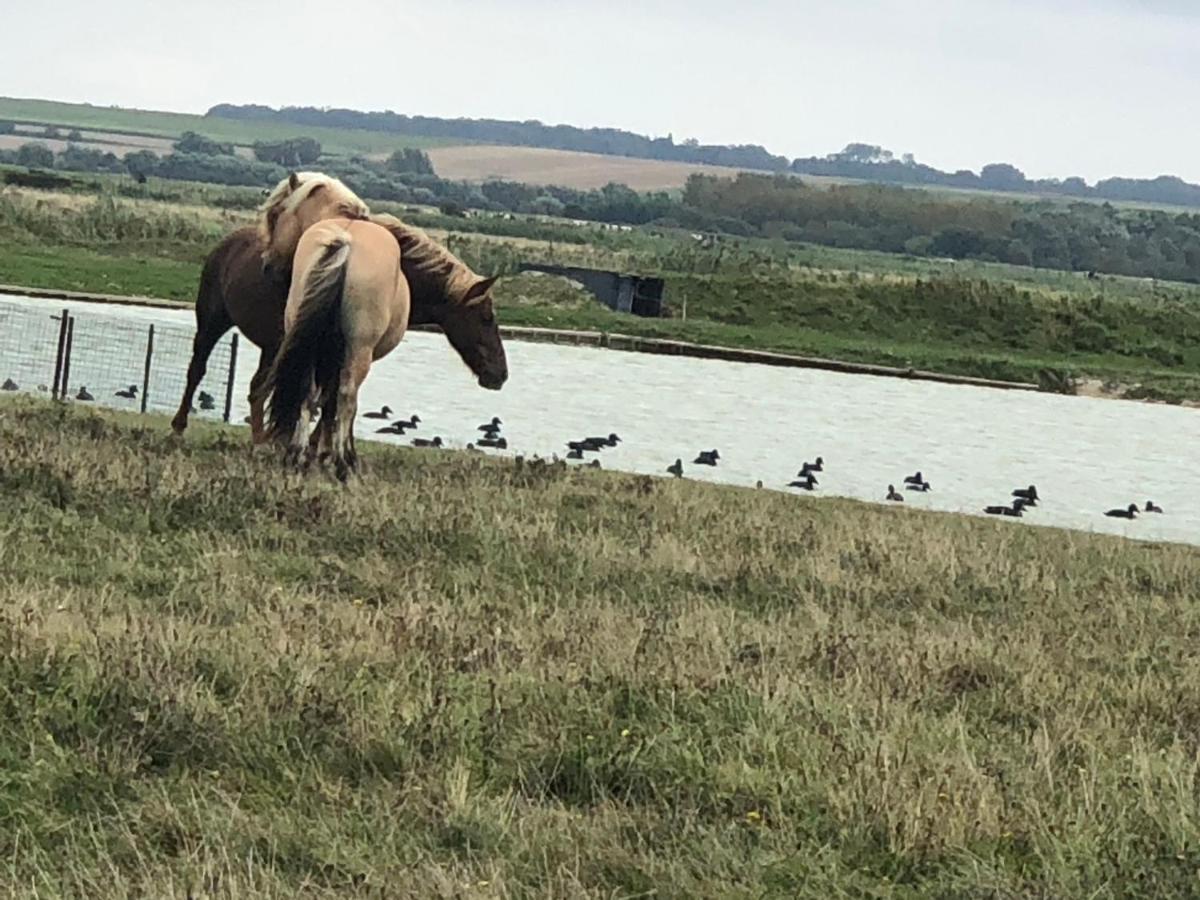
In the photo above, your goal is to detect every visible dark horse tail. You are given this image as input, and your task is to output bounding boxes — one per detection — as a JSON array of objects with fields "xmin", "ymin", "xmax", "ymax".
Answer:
[{"xmin": 262, "ymin": 234, "xmax": 351, "ymax": 444}]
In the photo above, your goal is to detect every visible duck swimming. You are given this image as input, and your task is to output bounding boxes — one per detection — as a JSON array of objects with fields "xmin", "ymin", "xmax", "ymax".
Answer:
[
  {"xmin": 906, "ymin": 480, "xmax": 932, "ymax": 492},
  {"xmin": 1105, "ymin": 504, "xmax": 1138, "ymax": 519},
  {"xmin": 375, "ymin": 422, "xmax": 405, "ymax": 435},
  {"xmin": 886, "ymin": 485, "xmax": 904, "ymax": 502},
  {"xmin": 393, "ymin": 414, "xmax": 420, "ymax": 430},
  {"xmin": 799, "ymin": 457, "xmax": 824, "ymax": 475},
  {"xmin": 477, "ymin": 436, "xmax": 508, "ymax": 449},
  {"xmin": 363, "ymin": 405, "xmax": 393, "ymax": 420},
  {"xmin": 411, "ymin": 436, "xmax": 444, "ymax": 448},
  {"xmin": 567, "ymin": 439, "xmax": 603, "ymax": 453},
  {"xmin": 903, "ymin": 471, "xmax": 926, "ymax": 487},
  {"xmin": 788, "ymin": 474, "xmax": 817, "ymax": 491},
  {"xmin": 694, "ymin": 449, "xmax": 720, "ymax": 466},
  {"xmin": 75, "ymin": 386, "xmax": 94, "ymax": 402},
  {"xmin": 478, "ymin": 417, "xmax": 503, "ymax": 432},
  {"xmin": 1012, "ymin": 485, "xmax": 1039, "ymax": 505},
  {"xmin": 667, "ymin": 459, "xmax": 684, "ymax": 478},
  {"xmin": 584, "ymin": 433, "xmax": 621, "ymax": 447},
  {"xmin": 984, "ymin": 499, "xmax": 1027, "ymax": 517},
  {"xmin": 115, "ymin": 384, "xmax": 138, "ymax": 399},
  {"xmin": 1, "ymin": 378, "xmax": 17, "ymax": 391},
  {"xmin": 1145, "ymin": 501, "xmax": 1164, "ymax": 514}
]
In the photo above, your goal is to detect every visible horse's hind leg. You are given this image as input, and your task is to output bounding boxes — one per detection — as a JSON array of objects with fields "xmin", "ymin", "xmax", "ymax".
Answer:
[
  {"xmin": 330, "ymin": 348, "xmax": 372, "ymax": 483},
  {"xmin": 246, "ymin": 345, "xmax": 277, "ymax": 445},
  {"xmin": 172, "ymin": 309, "xmax": 232, "ymax": 434}
]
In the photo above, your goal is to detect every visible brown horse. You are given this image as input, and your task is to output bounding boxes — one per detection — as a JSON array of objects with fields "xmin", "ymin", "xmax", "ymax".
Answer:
[{"xmin": 171, "ymin": 209, "xmax": 508, "ymax": 441}]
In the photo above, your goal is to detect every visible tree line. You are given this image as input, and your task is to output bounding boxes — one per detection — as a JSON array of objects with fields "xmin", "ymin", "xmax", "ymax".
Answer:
[
  {"xmin": 205, "ymin": 103, "xmax": 790, "ymax": 172},
  {"xmin": 5, "ymin": 130, "xmax": 1200, "ymax": 284},
  {"xmin": 205, "ymin": 105, "xmax": 1200, "ymax": 209}
]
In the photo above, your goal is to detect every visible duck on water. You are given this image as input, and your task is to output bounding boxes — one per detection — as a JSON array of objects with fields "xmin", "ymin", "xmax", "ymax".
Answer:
[{"xmin": 985, "ymin": 499, "xmax": 1028, "ymax": 518}]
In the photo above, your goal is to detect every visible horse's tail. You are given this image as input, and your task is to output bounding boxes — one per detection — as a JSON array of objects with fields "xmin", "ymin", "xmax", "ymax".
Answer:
[{"xmin": 263, "ymin": 232, "xmax": 351, "ymax": 444}]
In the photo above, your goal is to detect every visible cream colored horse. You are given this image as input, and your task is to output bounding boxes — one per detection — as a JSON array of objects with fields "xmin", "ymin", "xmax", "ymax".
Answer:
[{"xmin": 258, "ymin": 173, "xmax": 410, "ymax": 480}]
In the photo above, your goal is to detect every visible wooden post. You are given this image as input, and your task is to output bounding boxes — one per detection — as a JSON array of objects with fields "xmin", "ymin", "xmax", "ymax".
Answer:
[
  {"xmin": 61, "ymin": 316, "xmax": 75, "ymax": 401},
  {"xmin": 140, "ymin": 324, "xmax": 154, "ymax": 414},
  {"xmin": 223, "ymin": 333, "xmax": 238, "ymax": 423},
  {"xmin": 51, "ymin": 309, "xmax": 69, "ymax": 400}
]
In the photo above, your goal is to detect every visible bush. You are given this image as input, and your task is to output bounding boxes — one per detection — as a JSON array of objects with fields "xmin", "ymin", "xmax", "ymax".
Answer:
[
  {"xmin": 16, "ymin": 143, "xmax": 55, "ymax": 169},
  {"xmin": 252, "ymin": 137, "xmax": 321, "ymax": 166},
  {"xmin": 173, "ymin": 131, "xmax": 235, "ymax": 157},
  {"xmin": 385, "ymin": 148, "xmax": 435, "ymax": 175}
]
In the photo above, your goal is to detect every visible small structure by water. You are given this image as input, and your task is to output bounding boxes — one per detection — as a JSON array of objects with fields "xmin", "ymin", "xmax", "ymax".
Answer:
[{"xmin": 519, "ymin": 264, "xmax": 664, "ymax": 317}]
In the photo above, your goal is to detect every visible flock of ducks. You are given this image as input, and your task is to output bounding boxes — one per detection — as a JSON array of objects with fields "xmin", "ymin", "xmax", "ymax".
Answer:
[
  {"xmin": 2, "ymin": 382, "xmax": 1172, "ymax": 523},
  {"xmin": 2, "ymin": 379, "xmax": 218, "ymax": 411},
  {"xmin": 667, "ymin": 452, "xmax": 1165, "ymax": 522}
]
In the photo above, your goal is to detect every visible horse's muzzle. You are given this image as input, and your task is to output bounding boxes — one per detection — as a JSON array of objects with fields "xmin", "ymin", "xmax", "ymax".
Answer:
[{"xmin": 478, "ymin": 370, "xmax": 508, "ymax": 391}]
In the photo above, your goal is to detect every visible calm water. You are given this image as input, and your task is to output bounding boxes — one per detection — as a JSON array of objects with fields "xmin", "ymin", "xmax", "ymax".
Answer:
[{"xmin": 2, "ymin": 292, "xmax": 1196, "ymax": 546}]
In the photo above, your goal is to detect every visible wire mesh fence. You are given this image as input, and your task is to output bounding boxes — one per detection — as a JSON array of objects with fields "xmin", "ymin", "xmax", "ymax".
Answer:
[{"xmin": 0, "ymin": 297, "xmax": 238, "ymax": 424}]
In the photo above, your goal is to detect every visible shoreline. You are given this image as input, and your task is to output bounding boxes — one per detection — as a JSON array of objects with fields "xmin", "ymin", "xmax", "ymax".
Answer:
[{"xmin": 0, "ymin": 282, "xmax": 1040, "ymax": 394}]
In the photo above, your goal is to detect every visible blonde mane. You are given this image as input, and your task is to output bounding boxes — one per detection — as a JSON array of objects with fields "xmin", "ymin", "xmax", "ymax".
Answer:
[
  {"xmin": 371, "ymin": 214, "xmax": 482, "ymax": 306},
  {"xmin": 259, "ymin": 172, "xmax": 369, "ymax": 245}
]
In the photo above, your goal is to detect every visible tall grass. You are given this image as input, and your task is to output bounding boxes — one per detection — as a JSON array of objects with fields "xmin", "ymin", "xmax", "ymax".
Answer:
[{"xmin": 1, "ymin": 397, "xmax": 1199, "ymax": 897}]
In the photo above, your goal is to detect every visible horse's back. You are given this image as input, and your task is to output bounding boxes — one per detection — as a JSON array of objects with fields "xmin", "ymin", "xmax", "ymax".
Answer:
[{"xmin": 291, "ymin": 219, "xmax": 409, "ymax": 358}]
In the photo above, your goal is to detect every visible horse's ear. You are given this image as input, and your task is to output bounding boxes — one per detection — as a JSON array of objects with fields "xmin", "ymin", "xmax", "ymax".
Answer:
[
  {"xmin": 288, "ymin": 171, "xmax": 301, "ymax": 190},
  {"xmin": 463, "ymin": 276, "xmax": 499, "ymax": 304}
]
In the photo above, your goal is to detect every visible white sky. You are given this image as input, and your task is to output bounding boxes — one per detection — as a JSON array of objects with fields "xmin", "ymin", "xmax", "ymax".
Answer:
[{"xmin": 5, "ymin": 0, "xmax": 1199, "ymax": 183}]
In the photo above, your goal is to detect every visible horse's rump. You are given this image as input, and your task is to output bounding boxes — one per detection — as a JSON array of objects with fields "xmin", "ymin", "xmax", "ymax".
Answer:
[{"xmin": 263, "ymin": 227, "xmax": 352, "ymax": 444}]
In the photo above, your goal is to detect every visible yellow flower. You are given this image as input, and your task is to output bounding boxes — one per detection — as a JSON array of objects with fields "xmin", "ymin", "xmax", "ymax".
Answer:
[
  {"xmin": 353, "ymin": 598, "xmax": 364, "ymax": 607},
  {"xmin": 620, "ymin": 728, "xmax": 631, "ymax": 738},
  {"xmin": 745, "ymin": 810, "xmax": 762, "ymax": 822},
  {"xmin": 477, "ymin": 880, "xmax": 490, "ymax": 888}
]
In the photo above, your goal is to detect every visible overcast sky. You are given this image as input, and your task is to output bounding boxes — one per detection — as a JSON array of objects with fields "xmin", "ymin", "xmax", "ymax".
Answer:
[{"xmin": 6, "ymin": 0, "xmax": 1198, "ymax": 182}]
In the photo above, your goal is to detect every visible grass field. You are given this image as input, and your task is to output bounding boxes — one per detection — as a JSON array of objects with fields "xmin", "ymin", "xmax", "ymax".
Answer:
[
  {"xmin": 1, "ymin": 397, "xmax": 1200, "ymax": 897},
  {"xmin": 0, "ymin": 97, "xmax": 450, "ymax": 157}
]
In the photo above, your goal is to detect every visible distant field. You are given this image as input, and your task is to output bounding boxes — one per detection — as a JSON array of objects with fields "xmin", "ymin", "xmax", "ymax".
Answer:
[
  {"xmin": 0, "ymin": 125, "xmax": 227, "ymax": 160},
  {"xmin": 0, "ymin": 97, "xmax": 449, "ymax": 157},
  {"xmin": 426, "ymin": 145, "xmax": 782, "ymax": 191}
]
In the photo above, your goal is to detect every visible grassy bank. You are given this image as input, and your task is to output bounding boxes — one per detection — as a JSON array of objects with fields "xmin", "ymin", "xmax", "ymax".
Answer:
[
  {"xmin": 5, "ymin": 183, "xmax": 1200, "ymax": 401},
  {"xmin": 2, "ymin": 397, "xmax": 1200, "ymax": 896}
]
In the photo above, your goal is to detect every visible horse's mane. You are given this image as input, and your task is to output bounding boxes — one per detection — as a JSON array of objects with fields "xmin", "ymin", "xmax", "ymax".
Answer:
[
  {"xmin": 259, "ymin": 173, "xmax": 368, "ymax": 244},
  {"xmin": 371, "ymin": 214, "xmax": 480, "ymax": 306}
]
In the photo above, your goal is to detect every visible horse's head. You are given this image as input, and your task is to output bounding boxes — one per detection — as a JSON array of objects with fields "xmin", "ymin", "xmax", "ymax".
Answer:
[
  {"xmin": 259, "ymin": 172, "xmax": 368, "ymax": 276},
  {"xmin": 441, "ymin": 277, "xmax": 508, "ymax": 390}
]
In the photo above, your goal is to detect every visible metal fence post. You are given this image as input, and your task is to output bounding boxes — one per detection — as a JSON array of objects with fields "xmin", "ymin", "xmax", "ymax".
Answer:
[
  {"xmin": 223, "ymin": 333, "xmax": 238, "ymax": 423},
  {"xmin": 51, "ymin": 309, "xmax": 69, "ymax": 400},
  {"xmin": 141, "ymin": 324, "xmax": 154, "ymax": 414},
  {"xmin": 61, "ymin": 315, "xmax": 75, "ymax": 401}
]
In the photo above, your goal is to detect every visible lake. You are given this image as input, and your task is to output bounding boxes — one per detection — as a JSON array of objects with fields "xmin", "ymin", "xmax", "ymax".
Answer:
[{"xmin": 1, "ymin": 291, "xmax": 1194, "ymax": 546}]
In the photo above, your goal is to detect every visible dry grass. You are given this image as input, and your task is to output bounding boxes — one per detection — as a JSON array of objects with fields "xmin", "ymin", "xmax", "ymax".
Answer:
[
  {"xmin": 1, "ymin": 396, "xmax": 1199, "ymax": 896},
  {"xmin": 425, "ymin": 145, "xmax": 770, "ymax": 191}
]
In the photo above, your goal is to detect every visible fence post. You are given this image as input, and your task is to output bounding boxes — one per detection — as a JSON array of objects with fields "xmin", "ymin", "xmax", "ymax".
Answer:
[
  {"xmin": 51, "ymin": 309, "xmax": 69, "ymax": 400},
  {"xmin": 141, "ymin": 324, "xmax": 154, "ymax": 414},
  {"xmin": 223, "ymin": 333, "xmax": 238, "ymax": 423},
  {"xmin": 61, "ymin": 315, "xmax": 75, "ymax": 401}
]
